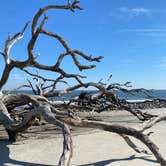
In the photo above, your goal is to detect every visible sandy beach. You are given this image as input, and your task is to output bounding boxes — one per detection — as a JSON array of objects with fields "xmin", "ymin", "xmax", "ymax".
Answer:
[{"xmin": 1, "ymin": 108, "xmax": 166, "ymax": 166}]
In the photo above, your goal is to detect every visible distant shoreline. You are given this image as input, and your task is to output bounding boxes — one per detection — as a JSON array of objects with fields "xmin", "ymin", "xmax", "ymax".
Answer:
[{"xmin": 3, "ymin": 89, "xmax": 166, "ymax": 101}]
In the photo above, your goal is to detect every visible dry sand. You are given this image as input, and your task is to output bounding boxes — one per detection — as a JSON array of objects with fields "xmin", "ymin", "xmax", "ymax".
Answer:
[{"xmin": 1, "ymin": 108, "xmax": 166, "ymax": 166}]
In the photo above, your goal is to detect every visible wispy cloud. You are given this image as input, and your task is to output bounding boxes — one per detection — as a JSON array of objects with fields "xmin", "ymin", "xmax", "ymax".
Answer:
[
  {"xmin": 158, "ymin": 56, "xmax": 166, "ymax": 70},
  {"xmin": 159, "ymin": 63, "xmax": 166, "ymax": 70},
  {"xmin": 118, "ymin": 29, "xmax": 166, "ymax": 32},
  {"xmin": 110, "ymin": 7, "xmax": 151, "ymax": 20},
  {"xmin": 11, "ymin": 74, "xmax": 25, "ymax": 80},
  {"xmin": 114, "ymin": 59, "xmax": 135, "ymax": 69},
  {"xmin": 119, "ymin": 7, "xmax": 151, "ymax": 17},
  {"xmin": 117, "ymin": 28, "xmax": 166, "ymax": 38}
]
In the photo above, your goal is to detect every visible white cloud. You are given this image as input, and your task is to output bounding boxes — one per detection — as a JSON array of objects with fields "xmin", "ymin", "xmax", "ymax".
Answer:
[
  {"xmin": 131, "ymin": 8, "xmax": 151, "ymax": 16},
  {"xmin": 119, "ymin": 7, "xmax": 151, "ymax": 16},
  {"xmin": 110, "ymin": 7, "xmax": 151, "ymax": 20}
]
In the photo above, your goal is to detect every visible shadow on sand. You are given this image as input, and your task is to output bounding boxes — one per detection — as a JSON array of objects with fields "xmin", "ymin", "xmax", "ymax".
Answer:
[
  {"xmin": 0, "ymin": 139, "xmax": 158, "ymax": 166},
  {"xmin": 79, "ymin": 154, "xmax": 158, "ymax": 166},
  {"xmin": 0, "ymin": 139, "xmax": 55, "ymax": 166}
]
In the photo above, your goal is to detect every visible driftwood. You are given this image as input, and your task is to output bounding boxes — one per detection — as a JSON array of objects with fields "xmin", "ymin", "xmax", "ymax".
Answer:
[
  {"xmin": 1, "ymin": 93, "xmax": 166, "ymax": 165},
  {"xmin": 0, "ymin": 1, "xmax": 166, "ymax": 166}
]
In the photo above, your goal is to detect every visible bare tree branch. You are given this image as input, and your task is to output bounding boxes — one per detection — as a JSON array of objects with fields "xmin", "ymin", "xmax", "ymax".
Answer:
[
  {"xmin": 58, "ymin": 115, "xmax": 166, "ymax": 166},
  {"xmin": 120, "ymin": 134, "xmax": 151, "ymax": 154},
  {"xmin": 141, "ymin": 115, "xmax": 166, "ymax": 132},
  {"xmin": 32, "ymin": 1, "xmax": 83, "ymax": 35},
  {"xmin": 4, "ymin": 22, "xmax": 30, "ymax": 64}
]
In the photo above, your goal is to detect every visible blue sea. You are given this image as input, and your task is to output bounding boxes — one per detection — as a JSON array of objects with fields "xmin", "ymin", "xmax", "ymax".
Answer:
[{"xmin": 3, "ymin": 89, "xmax": 166, "ymax": 101}]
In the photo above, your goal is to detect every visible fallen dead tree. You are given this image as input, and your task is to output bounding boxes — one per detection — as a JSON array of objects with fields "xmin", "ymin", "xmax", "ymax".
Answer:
[
  {"xmin": 121, "ymin": 98, "xmax": 166, "ymax": 110},
  {"xmin": 0, "ymin": 1, "xmax": 166, "ymax": 166}
]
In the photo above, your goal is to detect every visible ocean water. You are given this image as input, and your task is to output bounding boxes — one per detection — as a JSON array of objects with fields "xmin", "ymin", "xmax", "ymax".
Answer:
[
  {"xmin": 3, "ymin": 89, "xmax": 166, "ymax": 101},
  {"xmin": 115, "ymin": 89, "xmax": 166, "ymax": 100}
]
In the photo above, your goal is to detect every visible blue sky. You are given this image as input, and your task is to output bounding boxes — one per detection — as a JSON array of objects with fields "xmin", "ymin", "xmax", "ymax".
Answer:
[{"xmin": 0, "ymin": 0, "xmax": 166, "ymax": 89}]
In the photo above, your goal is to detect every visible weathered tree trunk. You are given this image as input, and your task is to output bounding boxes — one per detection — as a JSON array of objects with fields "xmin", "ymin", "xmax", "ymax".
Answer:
[
  {"xmin": 36, "ymin": 102, "xmax": 73, "ymax": 166},
  {"xmin": 1, "ymin": 93, "xmax": 166, "ymax": 166},
  {"xmin": 58, "ymin": 124, "xmax": 73, "ymax": 166},
  {"xmin": 58, "ymin": 116, "xmax": 166, "ymax": 166}
]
